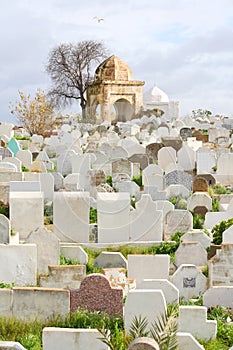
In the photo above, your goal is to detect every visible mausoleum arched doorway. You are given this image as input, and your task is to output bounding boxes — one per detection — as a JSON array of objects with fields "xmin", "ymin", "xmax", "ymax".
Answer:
[{"xmin": 112, "ymin": 99, "xmax": 133, "ymax": 122}]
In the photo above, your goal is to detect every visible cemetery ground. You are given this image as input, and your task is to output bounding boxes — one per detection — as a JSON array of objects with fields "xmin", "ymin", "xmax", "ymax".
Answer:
[
  {"xmin": 0, "ymin": 239, "xmax": 233, "ymax": 349},
  {"xmin": 2, "ymin": 118, "xmax": 233, "ymax": 349}
]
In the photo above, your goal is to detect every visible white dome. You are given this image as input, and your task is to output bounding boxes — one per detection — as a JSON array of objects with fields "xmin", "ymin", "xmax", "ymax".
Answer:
[{"xmin": 144, "ymin": 85, "xmax": 169, "ymax": 103}]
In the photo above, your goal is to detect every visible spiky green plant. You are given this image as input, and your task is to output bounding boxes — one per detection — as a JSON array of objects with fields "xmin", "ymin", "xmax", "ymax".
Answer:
[
  {"xmin": 98, "ymin": 321, "xmax": 129, "ymax": 350},
  {"xmin": 150, "ymin": 309, "xmax": 178, "ymax": 350},
  {"xmin": 128, "ymin": 315, "xmax": 150, "ymax": 340}
]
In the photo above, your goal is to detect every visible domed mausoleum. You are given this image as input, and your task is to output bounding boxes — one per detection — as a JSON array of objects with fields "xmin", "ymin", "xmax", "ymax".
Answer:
[
  {"xmin": 86, "ymin": 55, "xmax": 145, "ymax": 123},
  {"xmin": 143, "ymin": 85, "xmax": 179, "ymax": 121}
]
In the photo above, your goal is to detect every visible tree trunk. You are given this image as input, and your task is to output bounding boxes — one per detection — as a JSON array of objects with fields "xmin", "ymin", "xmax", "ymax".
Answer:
[{"xmin": 80, "ymin": 97, "xmax": 87, "ymax": 121}]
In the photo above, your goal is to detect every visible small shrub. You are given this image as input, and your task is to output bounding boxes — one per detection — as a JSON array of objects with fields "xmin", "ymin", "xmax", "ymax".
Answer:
[
  {"xmin": 60, "ymin": 255, "xmax": 79, "ymax": 265},
  {"xmin": 0, "ymin": 204, "xmax": 9, "ymax": 218},
  {"xmin": 212, "ymin": 218, "xmax": 233, "ymax": 245},
  {"xmin": 212, "ymin": 184, "xmax": 231, "ymax": 195},
  {"xmin": 14, "ymin": 135, "xmax": 32, "ymax": 141},
  {"xmin": 193, "ymin": 213, "xmax": 204, "ymax": 229},
  {"xmin": 0, "ymin": 281, "xmax": 15, "ymax": 288},
  {"xmin": 106, "ymin": 176, "xmax": 112, "ymax": 187},
  {"xmin": 90, "ymin": 207, "xmax": 97, "ymax": 224},
  {"xmin": 132, "ymin": 173, "xmax": 142, "ymax": 187},
  {"xmin": 212, "ymin": 198, "xmax": 219, "ymax": 212},
  {"xmin": 22, "ymin": 165, "xmax": 29, "ymax": 172}
]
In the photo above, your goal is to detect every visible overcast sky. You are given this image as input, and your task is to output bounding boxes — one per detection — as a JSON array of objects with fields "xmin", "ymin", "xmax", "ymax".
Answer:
[{"xmin": 1, "ymin": 0, "xmax": 233, "ymax": 123}]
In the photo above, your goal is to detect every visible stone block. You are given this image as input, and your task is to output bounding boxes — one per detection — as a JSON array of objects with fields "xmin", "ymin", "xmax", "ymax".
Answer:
[
  {"xmin": 0, "ymin": 342, "xmax": 27, "ymax": 349},
  {"xmin": 170, "ymin": 264, "xmax": 207, "ymax": 300},
  {"xmin": 60, "ymin": 244, "xmax": 88, "ymax": 264},
  {"xmin": 97, "ymin": 192, "xmax": 130, "ymax": 243},
  {"xmin": 128, "ymin": 255, "xmax": 170, "ymax": 287},
  {"xmin": 139, "ymin": 279, "xmax": 179, "ymax": 304},
  {"xmin": 10, "ymin": 192, "xmax": 44, "ymax": 240},
  {"xmin": 0, "ymin": 244, "xmax": 37, "ymax": 286},
  {"xmin": 128, "ymin": 337, "xmax": 159, "ymax": 350},
  {"xmin": 187, "ymin": 192, "xmax": 212, "ymax": 212},
  {"xmin": 94, "ymin": 251, "xmax": 128, "ymax": 269},
  {"xmin": 208, "ymin": 243, "xmax": 233, "ymax": 286},
  {"xmin": 124, "ymin": 289, "xmax": 166, "ymax": 333},
  {"xmin": 203, "ymin": 286, "xmax": 233, "ymax": 309},
  {"xmin": 158, "ymin": 147, "xmax": 176, "ymax": 171},
  {"xmin": 166, "ymin": 184, "xmax": 190, "ymax": 199},
  {"xmin": 53, "ymin": 192, "xmax": 90, "ymax": 243},
  {"xmin": 177, "ymin": 332, "xmax": 205, "ymax": 350},
  {"xmin": 181, "ymin": 230, "xmax": 211, "ymax": 249},
  {"xmin": 165, "ymin": 210, "xmax": 193, "ymax": 236},
  {"xmin": 175, "ymin": 242, "xmax": 207, "ymax": 267},
  {"xmin": 0, "ymin": 214, "xmax": 10, "ymax": 244},
  {"xmin": 12, "ymin": 287, "xmax": 70, "ymax": 321},
  {"xmin": 130, "ymin": 194, "xmax": 163, "ymax": 242},
  {"xmin": 178, "ymin": 306, "xmax": 217, "ymax": 340},
  {"xmin": 39, "ymin": 265, "xmax": 86, "ymax": 289},
  {"xmin": 0, "ymin": 289, "xmax": 13, "ymax": 318},
  {"xmin": 165, "ymin": 170, "xmax": 192, "ymax": 191},
  {"xmin": 70, "ymin": 273, "xmax": 123, "ymax": 317},
  {"xmin": 43, "ymin": 328, "xmax": 108, "ymax": 350},
  {"xmin": 26, "ymin": 227, "xmax": 60, "ymax": 275}
]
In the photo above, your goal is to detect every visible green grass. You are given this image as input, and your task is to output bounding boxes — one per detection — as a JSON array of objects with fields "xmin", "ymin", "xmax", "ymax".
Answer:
[
  {"xmin": 132, "ymin": 171, "xmax": 142, "ymax": 187},
  {"xmin": 211, "ymin": 185, "xmax": 231, "ymax": 195},
  {"xmin": 0, "ymin": 310, "xmax": 123, "ymax": 350},
  {"xmin": 90, "ymin": 207, "xmax": 97, "ymax": 224},
  {"xmin": 2, "ymin": 305, "xmax": 233, "ymax": 349},
  {"xmin": 0, "ymin": 204, "xmax": 9, "ymax": 218},
  {"xmin": 14, "ymin": 135, "xmax": 32, "ymax": 141}
]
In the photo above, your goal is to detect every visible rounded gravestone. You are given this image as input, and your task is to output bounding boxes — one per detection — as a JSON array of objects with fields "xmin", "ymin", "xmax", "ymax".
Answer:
[
  {"xmin": 180, "ymin": 127, "xmax": 192, "ymax": 141},
  {"xmin": 192, "ymin": 177, "xmax": 209, "ymax": 193},
  {"xmin": 128, "ymin": 337, "xmax": 159, "ymax": 350}
]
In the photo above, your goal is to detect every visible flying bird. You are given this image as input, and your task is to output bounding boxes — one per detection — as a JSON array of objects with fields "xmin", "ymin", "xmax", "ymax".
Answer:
[{"xmin": 93, "ymin": 16, "xmax": 104, "ymax": 23}]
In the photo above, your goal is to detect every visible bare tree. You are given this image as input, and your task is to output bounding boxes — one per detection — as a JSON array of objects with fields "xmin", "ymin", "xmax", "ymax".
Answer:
[{"xmin": 46, "ymin": 40, "xmax": 107, "ymax": 120}]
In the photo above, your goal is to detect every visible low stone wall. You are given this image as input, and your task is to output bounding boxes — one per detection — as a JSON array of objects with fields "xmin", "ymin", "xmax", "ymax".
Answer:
[{"xmin": 0, "ymin": 287, "xmax": 70, "ymax": 321}]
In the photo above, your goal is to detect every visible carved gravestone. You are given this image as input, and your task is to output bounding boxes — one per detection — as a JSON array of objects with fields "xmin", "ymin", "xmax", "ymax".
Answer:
[
  {"xmin": 171, "ymin": 264, "xmax": 207, "ymax": 300},
  {"xmin": 70, "ymin": 273, "xmax": 123, "ymax": 317},
  {"xmin": 165, "ymin": 170, "xmax": 192, "ymax": 191}
]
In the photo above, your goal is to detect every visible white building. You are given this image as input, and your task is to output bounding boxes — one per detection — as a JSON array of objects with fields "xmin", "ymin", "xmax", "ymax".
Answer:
[{"xmin": 143, "ymin": 85, "xmax": 179, "ymax": 122}]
